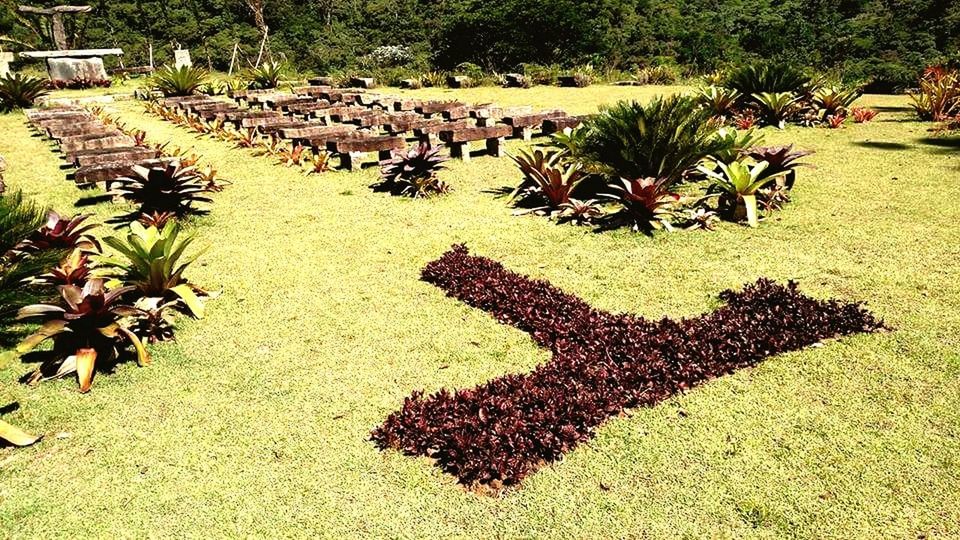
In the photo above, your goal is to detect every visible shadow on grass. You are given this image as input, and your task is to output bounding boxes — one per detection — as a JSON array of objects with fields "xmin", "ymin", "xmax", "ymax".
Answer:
[
  {"xmin": 853, "ymin": 141, "xmax": 913, "ymax": 151},
  {"xmin": 915, "ymin": 136, "xmax": 960, "ymax": 157}
]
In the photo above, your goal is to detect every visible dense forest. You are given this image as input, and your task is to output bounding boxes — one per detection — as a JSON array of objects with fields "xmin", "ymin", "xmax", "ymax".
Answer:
[{"xmin": 2, "ymin": 0, "xmax": 959, "ymax": 91}]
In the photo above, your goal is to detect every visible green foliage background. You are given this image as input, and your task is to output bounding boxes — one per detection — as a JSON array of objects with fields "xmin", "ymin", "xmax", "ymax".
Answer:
[{"xmin": 2, "ymin": 0, "xmax": 959, "ymax": 89}]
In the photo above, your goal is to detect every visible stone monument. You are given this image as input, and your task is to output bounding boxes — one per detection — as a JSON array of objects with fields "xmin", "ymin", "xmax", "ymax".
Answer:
[
  {"xmin": 17, "ymin": 4, "xmax": 120, "ymax": 83},
  {"xmin": 174, "ymin": 49, "xmax": 192, "ymax": 69}
]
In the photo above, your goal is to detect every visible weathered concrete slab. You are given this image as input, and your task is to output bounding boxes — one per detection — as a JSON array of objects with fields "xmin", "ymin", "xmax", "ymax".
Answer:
[
  {"xmin": 74, "ymin": 157, "xmax": 176, "ymax": 184},
  {"xmin": 439, "ymin": 124, "xmax": 512, "ymax": 143},
  {"xmin": 60, "ymin": 133, "xmax": 134, "ymax": 153},
  {"xmin": 47, "ymin": 57, "xmax": 108, "ymax": 82},
  {"xmin": 73, "ymin": 147, "xmax": 158, "ymax": 167},
  {"xmin": 20, "ymin": 49, "xmax": 123, "ymax": 59}
]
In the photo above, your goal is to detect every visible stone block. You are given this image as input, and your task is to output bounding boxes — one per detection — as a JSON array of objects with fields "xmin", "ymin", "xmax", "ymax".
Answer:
[{"xmin": 47, "ymin": 57, "xmax": 108, "ymax": 83}]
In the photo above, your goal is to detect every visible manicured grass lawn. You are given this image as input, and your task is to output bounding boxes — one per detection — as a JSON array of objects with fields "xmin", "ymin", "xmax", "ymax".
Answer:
[{"xmin": 1, "ymin": 86, "xmax": 958, "ymax": 537}]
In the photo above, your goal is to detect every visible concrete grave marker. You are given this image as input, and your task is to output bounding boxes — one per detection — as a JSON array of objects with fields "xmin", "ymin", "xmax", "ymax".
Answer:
[{"xmin": 174, "ymin": 49, "xmax": 192, "ymax": 69}]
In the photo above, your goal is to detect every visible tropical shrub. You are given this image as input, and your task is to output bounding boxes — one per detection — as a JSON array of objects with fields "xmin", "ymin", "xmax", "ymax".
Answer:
[
  {"xmin": 752, "ymin": 92, "xmax": 802, "ymax": 128},
  {"xmin": 376, "ymin": 143, "xmax": 450, "ymax": 198},
  {"xmin": 577, "ymin": 96, "xmax": 732, "ymax": 183},
  {"xmin": 632, "ymin": 65, "xmax": 680, "ymax": 85},
  {"xmin": 908, "ymin": 67, "xmax": 959, "ymax": 121},
  {"xmin": 108, "ymin": 161, "xmax": 215, "ymax": 216},
  {"xmin": 0, "ymin": 74, "xmax": 50, "ymax": 112},
  {"xmin": 812, "ymin": 85, "xmax": 861, "ymax": 119},
  {"xmin": 698, "ymin": 160, "xmax": 779, "ymax": 227},
  {"xmin": 0, "ymin": 192, "xmax": 62, "ymax": 324},
  {"xmin": 101, "ymin": 221, "xmax": 207, "ymax": 318},
  {"xmin": 17, "ymin": 279, "xmax": 148, "ymax": 392},
  {"xmin": 722, "ymin": 62, "xmax": 811, "ymax": 97},
  {"xmin": 508, "ymin": 148, "xmax": 588, "ymax": 212},
  {"xmin": 152, "ymin": 65, "xmax": 210, "ymax": 97},
  {"xmin": 247, "ymin": 61, "xmax": 286, "ymax": 90},
  {"xmin": 373, "ymin": 245, "xmax": 884, "ymax": 488},
  {"xmin": 694, "ymin": 85, "xmax": 742, "ymax": 119},
  {"xmin": 605, "ymin": 177, "xmax": 680, "ymax": 232}
]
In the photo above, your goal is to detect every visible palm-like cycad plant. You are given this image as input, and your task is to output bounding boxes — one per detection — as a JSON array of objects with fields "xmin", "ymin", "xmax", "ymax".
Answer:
[
  {"xmin": 578, "ymin": 96, "xmax": 732, "ymax": 184},
  {"xmin": 247, "ymin": 61, "xmax": 286, "ymax": 90},
  {"xmin": 0, "ymin": 74, "xmax": 50, "ymax": 112},
  {"xmin": 152, "ymin": 65, "xmax": 210, "ymax": 97},
  {"xmin": 0, "ymin": 192, "xmax": 62, "ymax": 324}
]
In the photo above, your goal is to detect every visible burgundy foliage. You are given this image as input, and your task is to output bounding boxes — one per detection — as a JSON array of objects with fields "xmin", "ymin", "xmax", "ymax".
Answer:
[{"xmin": 372, "ymin": 245, "xmax": 885, "ymax": 489}]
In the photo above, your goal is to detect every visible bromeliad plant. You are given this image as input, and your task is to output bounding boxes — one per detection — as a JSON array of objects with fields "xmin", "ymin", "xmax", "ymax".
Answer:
[
  {"xmin": 742, "ymin": 145, "xmax": 813, "ymax": 189},
  {"xmin": 108, "ymin": 161, "xmax": 215, "ymax": 217},
  {"xmin": 376, "ymin": 143, "xmax": 450, "ymax": 198},
  {"xmin": 908, "ymin": 67, "xmax": 960, "ymax": 121},
  {"xmin": 605, "ymin": 177, "xmax": 681, "ymax": 232},
  {"xmin": 698, "ymin": 160, "xmax": 779, "ymax": 227},
  {"xmin": 17, "ymin": 211, "xmax": 100, "ymax": 254},
  {"xmin": 247, "ymin": 61, "xmax": 286, "ymax": 90},
  {"xmin": 508, "ymin": 148, "xmax": 589, "ymax": 212},
  {"xmin": 812, "ymin": 85, "xmax": 861, "ymax": 120},
  {"xmin": 101, "ymin": 221, "xmax": 207, "ymax": 318},
  {"xmin": 694, "ymin": 85, "xmax": 742, "ymax": 119},
  {"xmin": 752, "ymin": 92, "xmax": 803, "ymax": 128},
  {"xmin": 16, "ymin": 278, "xmax": 148, "ymax": 393}
]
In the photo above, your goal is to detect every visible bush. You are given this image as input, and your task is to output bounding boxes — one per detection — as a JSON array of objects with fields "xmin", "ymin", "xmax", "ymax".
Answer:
[
  {"xmin": 577, "ymin": 95, "xmax": 733, "ymax": 184},
  {"xmin": 722, "ymin": 61, "xmax": 811, "ymax": 97},
  {"xmin": 0, "ymin": 74, "xmax": 50, "ymax": 112}
]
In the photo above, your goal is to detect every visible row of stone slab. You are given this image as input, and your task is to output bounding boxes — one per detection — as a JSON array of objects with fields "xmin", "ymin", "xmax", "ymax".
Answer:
[{"xmin": 25, "ymin": 107, "xmax": 173, "ymax": 185}]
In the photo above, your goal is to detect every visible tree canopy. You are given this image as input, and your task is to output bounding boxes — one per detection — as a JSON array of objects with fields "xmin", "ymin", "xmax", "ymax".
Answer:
[{"xmin": 2, "ymin": 0, "xmax": 958, "ymax": 90}]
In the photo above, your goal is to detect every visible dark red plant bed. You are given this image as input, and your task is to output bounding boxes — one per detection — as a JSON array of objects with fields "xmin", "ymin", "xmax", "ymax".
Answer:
[{"xmin": 372, "ymin": 245, "xmax": 886, "ymax": 490}]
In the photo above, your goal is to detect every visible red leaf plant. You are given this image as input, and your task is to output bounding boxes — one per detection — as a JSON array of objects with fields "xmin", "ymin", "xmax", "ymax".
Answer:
[{"xmin": 371, "ymin": 245, "xmax": 886, "ymax": 491}]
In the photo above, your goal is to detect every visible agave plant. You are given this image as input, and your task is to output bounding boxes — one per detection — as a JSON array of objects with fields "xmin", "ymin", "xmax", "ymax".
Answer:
[
  {"xmin": 17, "ymin": 279, "xmax": 148, "ymax": 393},
  {"xmin": 578, "ymin": 96, "xmax": 732, "ymax": 183},
  {"xmin": 604, "ymin": 177, "xmax": 680, "ymax": 232},
  {"xmin": 376, "ymin": 143, "xmax": 450, "ymax": 198},
  {"xmin": 742, "ymin": 145, "xmax": 813, "ymax": 189},
  {"xmin": 752, "ymin": 92, "xmax": 802, "ymax": 128},
  {"xmin": 0, "ymin": 73, "xmax": 50, "ymax": 112},
  {"xmin": 108, "ymin": 161, "xmax": 214, "ymax": 216},
  {"xmin": 247, "ymin": 61, "xmax": 286, "ymax": 90},
  {"xmin": 694, "ymin": 85, "xmax": 742, "ymax": 119},
  {"xmin": 101, "ymin": 221, "xmax": 207, "ymax": 318},
  {"xmin": 152, "ymin": 65, "xmax": 210, "ymax": 97},
  {"xmin": 698, "ymin": 160, "xmax": 779, "ymax": 227},
  {"xmin": 17, "ymin": 211, "xmax": 100, "ymax": 254}
]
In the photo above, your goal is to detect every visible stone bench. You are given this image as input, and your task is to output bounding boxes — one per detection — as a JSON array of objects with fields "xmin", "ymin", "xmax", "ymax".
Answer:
[
  {"xmin": 318, "ymin": 89, "xmax": 365, "ymax": 103},
  {"xmin": 266, "ymin": 96, "xmax": 319, "ymax": 110},
  {"xmin": 242, "ymin": 117, "xmax": 314, "ymax": 135},
  {"xmin": 438, "ymin": 125, "xmax": 512, "ymax": 161},
  {"xmin": 446, "ymin": 75, "xmax": 472, "ymax": 89},
  {"xmin": 60, "ymin": 133, "xmax": 136, "ymax": 154},
  {"xmin": 74, "ymin": 157, "xmax": 177, "ymax": 185},
  {"xmin": 48, "ymin": 123, "xmax": 117, "ymax": 140},
  {"xmin": 416, "ymin": 101, "xmax": 466, "ymax": 118},
  {"xmin": 280, "ymin": 124, "xmax": 358, "ymax": 143},
  {"xmin": 502, "ymin": 110, "xmax": 568, "ymax": 140},
  {"xmin": 66, "ymin": 144, "xmax": 152, "ymax": 163},
  {"xmin": 414, "ymin": 119, "xmax": 475, "ymax": 146},
  {"xmin": 542, "ymin": 115, "xmax": 587, "ymax": 135},
  {"xmin": 71, "ymin": 146, "xmax": 159, "ymax": 167},
  {"xmin": 392, "ymin": 99, "xmax": 424, "ymax": 112},
  {"xmin": 285, "ymin": 101, "xmax": 334, "ymax": 118},
  {"xmin": 471, "ymin": 105, "xmax": 533, "ymax": 126},
  {"xmin": 327, "ymin": 135, "xmax": 404, "ymax": 171},
  {"xmin": 292, "ymin": 85, "xmax": 332, "ymax": 97},
  {"xmin": 31, "ymin": 113, "xmax": 94, "ymax": 129},
  {"xmin": 318, "ymin": 106, "xmax": 370, "ymax": 123},
  {"xmin": 308, "ymin": 76, "xmax": 336, "ymax": 87},
  {"xmin": 236, "ymin": 114, "xmax": 288, "ymax": 129}
]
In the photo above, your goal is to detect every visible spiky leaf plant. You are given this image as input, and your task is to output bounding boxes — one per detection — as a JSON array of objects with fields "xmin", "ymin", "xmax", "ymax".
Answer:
[
  {"xmin": 376, "ymin": 143, "xmax": 450, "ymax": 198},
  {"xmin": 752, "ymin": 92, "xmax": 803, "ymax": 128},
  {"xmin": 604, "ymin": 177, "xmax": 680, "ymax": 232},
  {"xmin": 813, "ymin": 86, "xmax": 862, "ymax": 119},
  {"xmin": 578, "ymin": 96, "xmax": 732, "ymax": 184},
  {"xmin": 16, "ymin": 211, "xmax": 101, "ymax": 254},
  {"xmin": 0, "ymin": 74, "xmax": 50, "ymax": 112},
  {"xmin": 17, "ymin": 279, "xmax": 148, "ymax": 393},
  {"xmin": 694, "ymin": 85, "xmax": 742, "ymax": 119},
  {"xmin": 721, "ymin": 62, "xmax": 812, "ymax": 97},
  {"xmin": 509, "ymin": 148, "xmax": 588, "ymax": 211},
  {"xmin": 101, "ymin": 221, "xmax": 207, "ymax": 318},
  {"xmin": 698, "ymin": 160, "xmax": 779, "ymax": 227},
  {"xmin": 108, "ymin": 161, "xmax": 214, "ymax": 216},
  {"xmin": 0, "ymin": 192, "xmax": 63, "ymax": 324},
  {"xmin": 152, "ymin": 65, "xmax": 210, "ymax": 97},
  {"xmin": 247, "ymin": 61, "xmax": 286, "ymax": 90}
]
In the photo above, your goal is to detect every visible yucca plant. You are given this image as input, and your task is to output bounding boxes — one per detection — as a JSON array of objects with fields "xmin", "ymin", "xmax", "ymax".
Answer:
[
  {"xmin": 101, "ymin": 221, "xmax": 207, "ymax": 318},
  {"xmin": 694, "ymin": 85, "xmax": 742, "ymax": 119},
  {"xmin": 0, "ymin": 73, "xmax": 50, "ymax": 112},
  {"xmin": 752, "ymin": 92, "xmax": 802, "ymax": 128},
  {"xmin": 108, "ymin": 161, "xmax": 214, "ymax": 216},
  {"xmin": 698, "ymin": 160, "xmax": 779, "ymax": 227},
  {"xmin": 17, "ymin": 278, "xmax": 148, "ymax": 393},
  {"xmin": 247, "ymin": 61, "xmax": 286, "ymax": 90},
  {"xmin": 578, "ymin": 96, "xmax": 732, "ymax": 184},
  {"xmin": 605, "ymin": 177, "xmax": 680, "ymax": 232},
  {"xmin": 152, "ymin": 65, "xmax": 210, "ymax": 97},
  {"xmin": 376, "ymin": 143, "xmax": 450, "ymax": 198}
]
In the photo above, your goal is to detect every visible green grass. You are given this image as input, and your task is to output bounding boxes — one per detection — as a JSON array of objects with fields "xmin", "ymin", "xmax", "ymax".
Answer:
[{"xmin": 1, "ymin": 86, "xmax": 959, "ymax": 538}]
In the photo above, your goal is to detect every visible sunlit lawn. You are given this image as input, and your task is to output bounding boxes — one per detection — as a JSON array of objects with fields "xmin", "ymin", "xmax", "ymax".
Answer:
[{"xmin": 1, "ymin": 85, "xmax": 958, "ymax": 538}]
